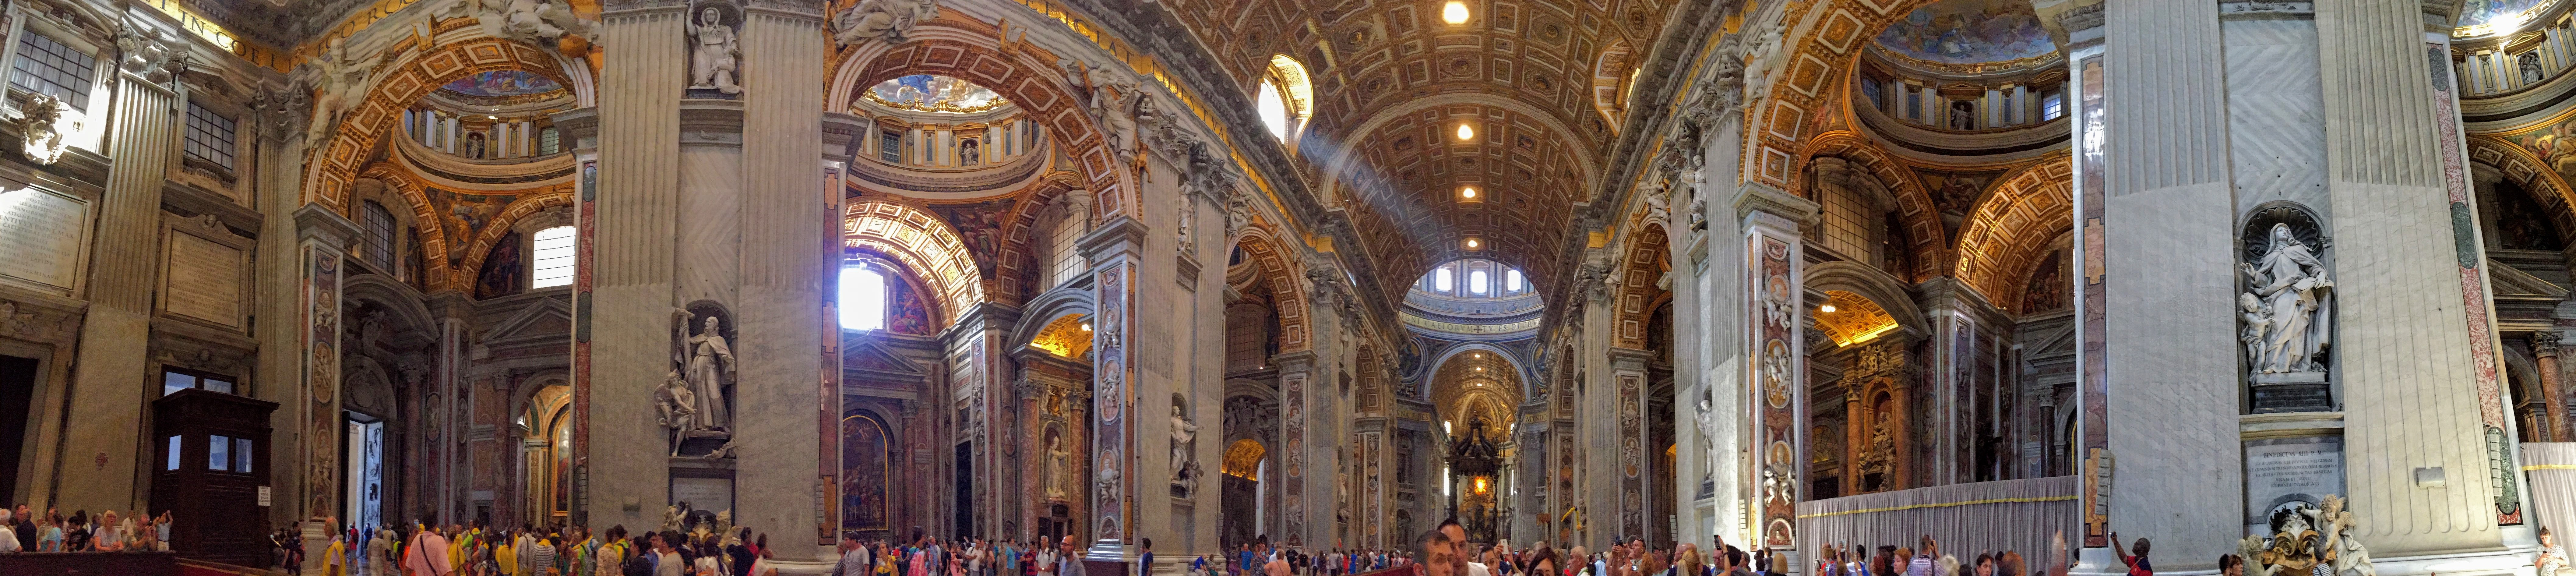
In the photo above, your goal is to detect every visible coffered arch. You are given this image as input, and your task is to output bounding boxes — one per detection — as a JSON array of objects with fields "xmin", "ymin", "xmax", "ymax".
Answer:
[
  {"xmin": 1798, "ymin": 130, "xmax": 1948, "ymax": 282},
  {"xmin": 1230, "ymin": 225, "xmax": 1314, "ymax": 354},
  {"xmin": 1323, "ymin": 94, "xmax": 1602, "ymax": 300},
  {"xmin": 826, "ymin": 22, "xmax": 1129, "ymax": 213},
  {"xmin": 1953, "ymin": 156, "xmax": 2072, "ymax": 312},
  {"xmin": 305, "ymin": 36, "xmax": 582, "ymax": 213}
]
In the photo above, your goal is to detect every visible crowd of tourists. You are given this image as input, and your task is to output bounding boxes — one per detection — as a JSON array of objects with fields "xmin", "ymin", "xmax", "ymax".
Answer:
[
  {"xmin": 0, "ymin": 504, "xmax": 171, "ymax": 553},
  {"xmin": 1191, "ymin": 542, "xmax": 1415, "ymax": 576},
  {"xmin": 825, "ymin": 532, "xmax": 1119, "ymax": 576},
  {"xmin": 293, "ymin": 519, "xmax": 788, "ymax": 576}
]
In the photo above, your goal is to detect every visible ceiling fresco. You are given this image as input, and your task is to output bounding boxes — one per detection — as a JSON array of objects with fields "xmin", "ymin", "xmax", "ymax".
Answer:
[
  {"xmin": 2460, "ymin": 0, "xmax": 2556, "ymax": 28},
  {"xmin": 1872, "ymin": 0, "xmax": 2056, "ymax": 65},
  {"xmin": 865, "ymin": 74, "xmax": 1010, "ymax": 114},
  {"xmin": 441, "ymin": 71, "xmax": 568, "ymax": 98}
]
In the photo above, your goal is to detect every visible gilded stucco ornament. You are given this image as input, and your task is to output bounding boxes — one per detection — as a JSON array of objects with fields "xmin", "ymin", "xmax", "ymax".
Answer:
[
  {"xmin": 115, "ymin": 23, "xmax": 177, "ymax": 83},
  {"xmin": 251, "ymin": 85, "xmax": 311, "ymax": 142},
  {"xmin": 10, "ymin": 93, "xmax": 75, "ymax": 165}
]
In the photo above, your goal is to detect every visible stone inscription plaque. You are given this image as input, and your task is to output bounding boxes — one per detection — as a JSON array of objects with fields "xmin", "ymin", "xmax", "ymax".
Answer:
[
  {"xmin": 671, "ymin": 475, "xmax": 735, "ymax": 512},
  {"xmin": 2243, "ymin": 435, "xmax": 2343, "ymax": 526},
  {"xmin": 0, "ymin": 188, "xmax": 89, "ymax": 292},
  {"xmin": 166, "ymin": 232, "xmax": 244, "ymax": 327}
]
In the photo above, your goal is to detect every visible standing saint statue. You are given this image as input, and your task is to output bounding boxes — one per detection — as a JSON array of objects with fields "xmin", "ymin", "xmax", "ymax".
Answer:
[
  {"xmin": 1171, "ymin": 404, "xmax": 1199, "ymax": 480},
  {"xmin": 685, "ymin": 315, "xmax": 736, "ymax": 433},
  {"xmin": 1047, "ymin": 434, "xmax": 1071, "ymax": 499},
  {"xmin": 2240, "ymin": 223, "xmax": 2332, "ymax": 374},
  {"xmin": 684, "ymin": 6, "xmax": 742, "ymax": 94}
]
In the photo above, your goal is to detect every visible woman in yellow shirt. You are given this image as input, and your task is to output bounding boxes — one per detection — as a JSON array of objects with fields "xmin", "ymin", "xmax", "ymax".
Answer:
[{"xmin": 499, "ymin": 533, "xmax": 520, "ymax": 576}]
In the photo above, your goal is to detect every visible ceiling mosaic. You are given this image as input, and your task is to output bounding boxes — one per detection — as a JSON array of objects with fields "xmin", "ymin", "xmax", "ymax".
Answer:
[
  {"xmin": 1871, "ymin": 0, "xmax": 2056, "ymax": 65},
  {"xmin": 865, "ymin": 75, "xmax": 1009, "ymax": 114},
  {"xmin": 441, "ymin": 71, "xmax": 567, "ymax": 98},
  {"xmin": 1162, "ymin": 0, "xmax": 1670, "ymax": 295}
]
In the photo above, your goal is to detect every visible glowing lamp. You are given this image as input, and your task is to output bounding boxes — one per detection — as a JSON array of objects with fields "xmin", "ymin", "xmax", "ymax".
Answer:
[
  {"xmin": 1443, "ymin": 1, "xmax": 1470, "ymax": 24},
  {"xmin": 1820, "ymin": 304, "xmax": 1837, "ymax": 313},
  {"xmin": 1456, "ymin": 123, "xmax": 1475, "ymax": 140}
]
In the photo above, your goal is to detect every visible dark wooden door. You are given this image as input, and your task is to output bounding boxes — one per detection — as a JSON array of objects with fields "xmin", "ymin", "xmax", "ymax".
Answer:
[{"xmin": 150, "ymin": 388, "xmax": 277, "ymax": 566}]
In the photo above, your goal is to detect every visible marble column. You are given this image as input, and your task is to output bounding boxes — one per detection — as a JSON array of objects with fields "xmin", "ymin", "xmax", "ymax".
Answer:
[
  {"xmin": 2090, "ymin": 0, "xmax": 2238, "ymax": 570},
  {"xmin": 549, "ymin": 107, "xmax": 600, "ymax": 527},
  {"xmin": 1733, "ymin": 182, "xmax": 1814, "ymax": 556},
  {"xmin": 432, "ymin": 295, "xmax": 476, "ymax": 525},
  {"xmin": 55, "ymin": 43, "xmax": 182, "ymax": 514},
  {"xmin": 945, "ymin": 304, "xmax": 1022, "ymax": 540},
  {"xmin": 2538, "ymin": 332, "xmax": 2570, "ymax": 442},
  {"xmin": 1275, "ymin": 350, "xmax": 1320, "ymax": 548},
  {"xmin": 1081, "ymin": 216, "xmax": 1147, "ymax": 565},
  {"xmin": 736, "ymin": 0, "xmax": 829, "ymax": 559},
  {"xmin": 588, "ymin": 0, "xmax": 687, "ymax": 531},
  {"xmin": 291, "ymin": 204, "xmax": 361, "ymax": 561},
  {"xmin": 2327, "ymin": 0, "xmax": 2522, "ymax": 559},
  {"xmin": 1607, "ymin": 346, "xmax": 1651, "ymax": 543}
]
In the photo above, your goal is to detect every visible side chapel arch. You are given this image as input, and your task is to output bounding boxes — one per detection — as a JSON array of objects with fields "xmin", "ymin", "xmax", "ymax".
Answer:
[
  {"xmin": 846, "ymin": 200, "xmax": 989, "ymax": 324},
  {"xmin": 1953, "ymin": 157, "xmax": 2074, "ymax": 311},
  {"xmin": 305, "ymin": 37, "xmax": 582, "ymax": 212}
]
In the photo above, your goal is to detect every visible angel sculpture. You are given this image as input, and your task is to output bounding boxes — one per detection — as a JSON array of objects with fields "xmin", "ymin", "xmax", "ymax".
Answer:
[
  {"xmin": 302, "ymin": 38, "xmax": 386, "ymax": 147},
  {"xmin": 656, "ymin": 369, "xmax": 697, "ymax": 455},
  {"xmin": 2320, "ymin": 496, "xmax": 2373, "ymax": 576},
  {"xmin": 831, "ymin": 0, "xmax": 938, "ymax": 46}
]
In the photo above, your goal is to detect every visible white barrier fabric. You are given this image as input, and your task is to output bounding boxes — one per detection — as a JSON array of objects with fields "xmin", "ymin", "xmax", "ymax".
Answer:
[
  {"xmin": 1792, "ymin": 476, "xmax": 2079, "ymax": 573},
  {"xmin": 2525, "ymin": 442, "xmax": 2576, "ymax": 539}
]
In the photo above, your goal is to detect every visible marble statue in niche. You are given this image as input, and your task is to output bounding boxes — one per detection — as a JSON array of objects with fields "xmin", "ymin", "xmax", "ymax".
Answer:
[
  {"xmin": 2241, "ymin": 221, "xmax": 2332, "ymax": 375},
  {"xmin": 678, "ymin": 312, "xmax": 736, "ymax": 433},
  {"xmin": 685, "ymin": 5, "xmax": 743, "ymax": 95},
  {"xmin": 960, "ymin": 139, "xmax": 980, "ymax": 165},
  {"xmin": 1949, "ymin": 100, "xmax": 1975, "ymax": 130},
  {"xmin": 2525, "ymin": 52, "xmax": 2547, "ymax": 85},
  {"xmin": 1046, "ymin": 429, "xmax": 1071, "ymax": 500},
  {"xmin": 1693, "ymin": 393, "xmax": 1721, "ymax": 486},
  {"xmin": 1171, "ymin": 401, "xmax": 1201, "ymax": 497}
]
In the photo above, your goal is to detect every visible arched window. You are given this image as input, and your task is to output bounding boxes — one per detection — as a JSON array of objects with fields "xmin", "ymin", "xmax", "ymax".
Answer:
[
  {"xmin": 1434, "ymin": 267, "xmax": 1455, "ymax": 292},
  {"xmin": 361, "ymin": 200, "xmax": 397, "ymax": 273},
  {"xmin": 840, "ymin": 264, "xmax": 890, "ymax": 330},
  {"xmin": 1505, "ymin": 269, "xmax": 1524, "ymax": 292},
  {"xmin": 1468, "ymin": 269, "xmax": 1489, "ymax": 294},
  {"xmin": 1260, "ymin": 55, "xmax": 1314, "ymax": 141},
  {"xmin": 1257, "ymin": 79, "xmax": 1291, "ymax": 139},
  {"xmin": 529, "ymin": 225, "xmax": 576, "ymax": 288}
]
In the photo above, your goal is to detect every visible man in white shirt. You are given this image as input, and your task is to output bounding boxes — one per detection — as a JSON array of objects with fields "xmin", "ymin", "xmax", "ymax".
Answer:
[
  {"xmin": 654, "ymin": 532, "xmax": 686, "ymax": 576},
  {"xmin": 1438, "ymin": 519, "xmax": 1483, "ymax": 576},
  {"xmin": 0, "ymin": 509, "xmax": 20, "ymax": 553}
]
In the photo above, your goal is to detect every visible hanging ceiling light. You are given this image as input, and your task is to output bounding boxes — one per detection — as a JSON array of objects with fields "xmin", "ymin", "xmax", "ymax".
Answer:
[
  {"xmin": 1443, "ymin": 1, "xmax": 1470, "ymax": 24},
  {"xmin": 1820, "ymin": 304, "xmax": 1838, "ymax": 313},
  {"xmin": 1465, "ymin": 238, "xmax": 1482, "ymax": 249},
  {"xmin": 1456, "ymin": 123, "xmax": 1476, "ymax": 140},
  {"xmin": 1461, "ymin": 186, "xmax": 1478, "ymax": 199}
]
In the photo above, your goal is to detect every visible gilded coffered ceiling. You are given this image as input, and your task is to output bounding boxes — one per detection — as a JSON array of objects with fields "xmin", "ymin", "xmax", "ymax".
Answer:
[{"xmin": 1164, "ymin": 0, "xmax": 1677, "ymax": 299}]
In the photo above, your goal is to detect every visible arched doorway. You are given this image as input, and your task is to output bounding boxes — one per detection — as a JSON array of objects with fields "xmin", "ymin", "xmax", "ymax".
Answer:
[
  {"xmin": 1221, "ymin": 436, "xmax": 1267, "ymax": 547},
  {"xmin": 522, "ymin": 383, "xmax": 573, "ymax": 526}
]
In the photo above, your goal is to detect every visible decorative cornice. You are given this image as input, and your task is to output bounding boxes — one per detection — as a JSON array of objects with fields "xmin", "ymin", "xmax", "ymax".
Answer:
[
  {"xmin": 1732, "ymin": 181, "xmax": 1820, "ymax": 227},
  {"xmin": 294, "ymin": 202, "xmax": 364, "ymax": 246}
]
